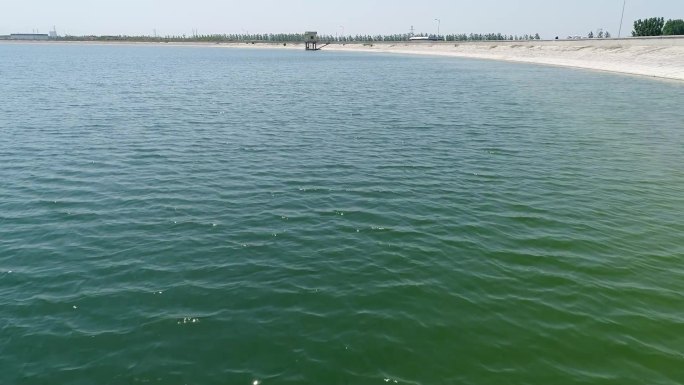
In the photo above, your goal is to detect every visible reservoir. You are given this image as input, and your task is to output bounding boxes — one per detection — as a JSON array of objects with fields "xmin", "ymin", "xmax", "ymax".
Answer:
[{"xmin": 1, "ymin": 43, "xmax": 683, "ymax": 385}]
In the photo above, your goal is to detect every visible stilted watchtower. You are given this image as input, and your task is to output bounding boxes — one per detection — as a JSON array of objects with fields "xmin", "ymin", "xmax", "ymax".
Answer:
[{"xmin": 304, "ymin": 31, "xmax": 318, "ymax": 51}]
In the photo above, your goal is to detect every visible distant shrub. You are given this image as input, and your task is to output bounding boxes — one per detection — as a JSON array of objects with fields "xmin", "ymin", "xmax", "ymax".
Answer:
[
  {"xmin": 632, "ymin": 17, "xmax": 665, "ymax": 36},
  {"xmin": 663, "ymin": 19, "xmax": 684, "ymax": 35}
]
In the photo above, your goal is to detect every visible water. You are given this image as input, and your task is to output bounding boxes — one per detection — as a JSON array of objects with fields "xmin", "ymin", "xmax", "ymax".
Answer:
[{"xmin": 1, "ymin": 43, "xmax": 683, "ymax": 385}]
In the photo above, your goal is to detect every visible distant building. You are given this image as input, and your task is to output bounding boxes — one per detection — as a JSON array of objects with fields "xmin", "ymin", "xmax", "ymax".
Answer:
[
  {"xmin": 10, "ymin": 34, "xmax": 49, "ymax": 40},
  {"xmin": 304, "ymin": 31, "xmax": 318, "ymax": 50},
  {"xmin": 409, "ymin": 36, "xmax": 444, "ymax": 41},
  {"xmin": 304, "ymin": 31, "xmax": 318, "ymax": 42}
]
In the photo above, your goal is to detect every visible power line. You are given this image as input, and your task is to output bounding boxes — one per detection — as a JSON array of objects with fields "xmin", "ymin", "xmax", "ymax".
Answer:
[{"xmin": 618, "ymin": 0, "xmax": 627, "ymax": 38}]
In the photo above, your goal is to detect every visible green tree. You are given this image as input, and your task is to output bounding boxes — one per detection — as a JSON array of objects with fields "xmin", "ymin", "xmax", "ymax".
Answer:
[
  {"xmin": 632, "ymin": 17, "xmax": 665, "ymax": 36},
  {"xmin": 663, "ymin": 19, "xmax": 684, "ymax": 35},
  {"xmin": 588, "ymin": 31, "xmax": 594, "ymax": 38}
]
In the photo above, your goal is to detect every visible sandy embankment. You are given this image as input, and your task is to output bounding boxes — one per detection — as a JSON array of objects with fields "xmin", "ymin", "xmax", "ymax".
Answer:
[
  {"xmin": 240, "ymin": 37, "xmax": 684, "ymax": 81},
  {"xmin": 321, "ymin": 37, "xmax": 684, "ymax": 81}
]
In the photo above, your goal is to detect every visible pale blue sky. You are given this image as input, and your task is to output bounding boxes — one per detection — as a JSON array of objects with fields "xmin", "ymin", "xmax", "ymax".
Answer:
[{"xmin": 1, "ymin": 0, "xmax": 682, "ymax": 38}]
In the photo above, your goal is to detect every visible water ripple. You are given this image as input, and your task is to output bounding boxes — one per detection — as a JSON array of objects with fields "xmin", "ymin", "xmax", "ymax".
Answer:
[{"xmin": 1, "ymin": 44, "xmax": 683, "ymax": 385}]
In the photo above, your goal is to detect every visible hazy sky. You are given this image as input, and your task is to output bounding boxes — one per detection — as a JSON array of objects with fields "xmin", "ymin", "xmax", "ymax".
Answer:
[{"xmin": 1, "ymin": 0, "xmax": 682, "ymax": 38}]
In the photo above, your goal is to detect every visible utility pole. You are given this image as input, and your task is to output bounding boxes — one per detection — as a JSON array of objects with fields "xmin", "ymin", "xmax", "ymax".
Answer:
[
  {"xmin": 618, "ymin": 0, "xmax": 626, "ymax": 38},
  {"xmin": 434, "ymin": 19, "xmax": 441, "ymax": 37}
]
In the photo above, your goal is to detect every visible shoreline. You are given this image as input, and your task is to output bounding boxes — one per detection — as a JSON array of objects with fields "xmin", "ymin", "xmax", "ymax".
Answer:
[
  {"xmin": 319, "ymin": 38, "xmax": 684, "ymax": 81},
  {"xmin": 3, "ymin": 38, "xmax": 684, "ymax": 81}
]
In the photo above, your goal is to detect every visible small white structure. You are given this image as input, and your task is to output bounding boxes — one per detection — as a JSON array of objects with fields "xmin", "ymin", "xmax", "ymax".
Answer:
[{"xmin": 409, "ymin": 36, "xmax": 444, "ymax": 41}]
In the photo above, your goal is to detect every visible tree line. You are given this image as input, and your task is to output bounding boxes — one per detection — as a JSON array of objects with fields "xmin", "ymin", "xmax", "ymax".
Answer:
[
  {"xmin": 633, "ymin": 18, "xmax": 684, "ymax": 36},
  {"xmin": 446, "ymin": 33, "xmax": 541, "ymax": 41},
  {"xmin": 56, "ymin": 32, "xmax": 542, "ymax": 43},
  {"xmin": 587, "ymin": 29, "xmax": 611, "ymax": 39}
]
